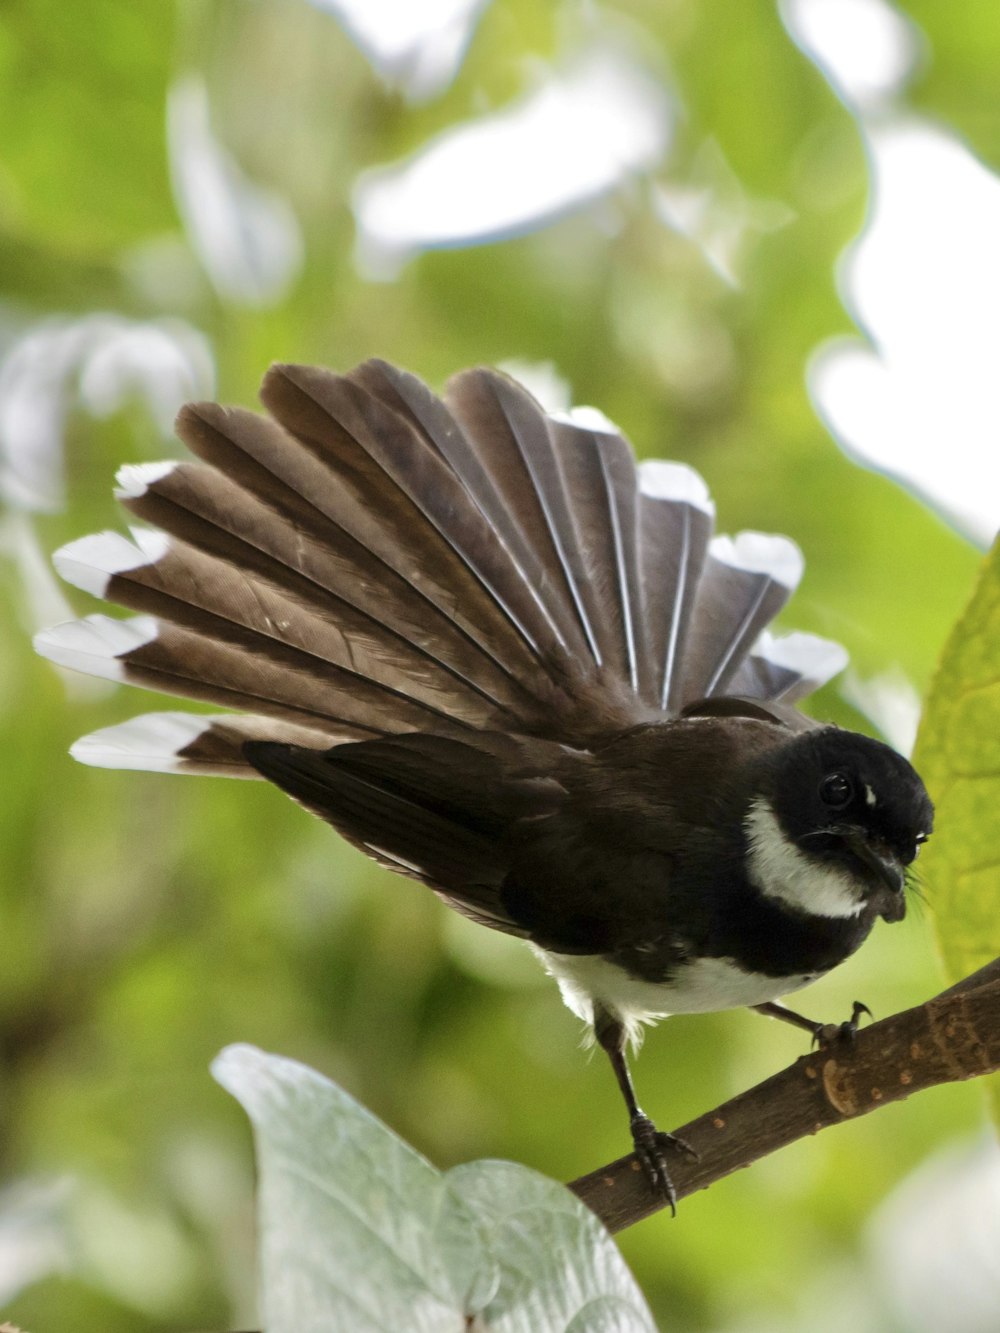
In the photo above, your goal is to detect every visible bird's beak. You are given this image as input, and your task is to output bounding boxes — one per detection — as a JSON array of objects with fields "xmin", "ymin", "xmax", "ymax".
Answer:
[{"xmin": 842, "ymin": 830, "xmax": 906, "ymax": 922}]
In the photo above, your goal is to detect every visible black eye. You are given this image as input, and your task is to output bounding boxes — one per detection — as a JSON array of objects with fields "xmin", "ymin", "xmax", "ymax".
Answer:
[{"xmin": 819, "ymin": 772, "xmax": 854, "ymax": 808}]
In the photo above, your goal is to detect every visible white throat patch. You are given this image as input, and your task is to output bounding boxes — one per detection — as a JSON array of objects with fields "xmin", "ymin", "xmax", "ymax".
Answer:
[{"xmin": 744, "ymin": 797, "xmax": 864, "ymax": 920}]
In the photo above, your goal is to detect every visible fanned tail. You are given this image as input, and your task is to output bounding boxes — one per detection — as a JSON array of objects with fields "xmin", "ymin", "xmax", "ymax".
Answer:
[{"xmin": 35, "ymin": 360, "xmax": 846, "ymax": 777}]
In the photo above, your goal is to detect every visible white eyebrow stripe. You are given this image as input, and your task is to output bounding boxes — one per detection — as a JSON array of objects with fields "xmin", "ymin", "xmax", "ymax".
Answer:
[{"xmin": 864, "ymin": 784, "xmax": 877, "ymax": 807}]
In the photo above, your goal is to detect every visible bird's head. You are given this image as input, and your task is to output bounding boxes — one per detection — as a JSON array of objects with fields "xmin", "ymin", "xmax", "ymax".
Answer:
[{"xmin": 744, "ymin": 728, "xmax": 933, "ymax": 924}]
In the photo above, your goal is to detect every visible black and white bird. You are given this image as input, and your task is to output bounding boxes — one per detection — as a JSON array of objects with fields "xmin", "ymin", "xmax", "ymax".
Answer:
[{"xmin": 35, "ymin": 360, "xmax": 933, "ymax": 1206}]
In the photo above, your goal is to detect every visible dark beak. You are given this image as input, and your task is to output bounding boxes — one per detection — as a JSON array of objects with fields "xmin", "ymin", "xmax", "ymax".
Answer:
[{"xmin": 842, "ymin": 830, "xmax": 906, "ymax": 922}]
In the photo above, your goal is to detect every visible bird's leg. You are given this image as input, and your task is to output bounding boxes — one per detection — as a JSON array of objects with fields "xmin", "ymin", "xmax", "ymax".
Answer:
[
  {"xmin": 593, "ymin": 1005, "xmax": 696, "ymax": 1214},
  {"xmin": 753, "ymin": 999, "xmax": 872, "ymax": 1047}
]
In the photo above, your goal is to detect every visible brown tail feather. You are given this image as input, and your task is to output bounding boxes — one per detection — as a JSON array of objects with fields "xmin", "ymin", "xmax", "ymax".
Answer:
[
  {"xmin": 92, "ymin": 532, "xmax": 517, "ymax": 727},
  {"xmin": 118, "ymin": 455, "xmax": 533, "ymax": 717},
  {"xmin": 260, "ymin": 364, "xmax": 581, "ymax": 675},
  {"xmin": 443, "ymin": 371, "xmax": 605, "ymax": 664},
  {"xmin": 69, "ymin": 711, "xmax": 356, "ymax": 777},
  {"xmin": 36, "ymin": 360, "xmax": 848, "ymax": 780},
  {"xmin": 115, "ymin": 619, "xmax": 470, "ymax": 736},
  {"xmin": 546, "ymin": 418, "xmax": 649, "ymax": 695},
  {"xmin": 679, "ymin": 537, "xmax": 802, "ymax": 701},
  {"xmin": 179, "ymin": 400, "xmax": 553, "ymax": 697},
  {"xmin": 638, "ymin": 481, "xmax": 714, "ymax": 712}
]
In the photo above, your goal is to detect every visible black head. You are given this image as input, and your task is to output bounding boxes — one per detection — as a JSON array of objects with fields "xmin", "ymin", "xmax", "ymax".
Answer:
[{"xmin": 749, "ymin": 727, "xmax": 933, "ymax": 923}]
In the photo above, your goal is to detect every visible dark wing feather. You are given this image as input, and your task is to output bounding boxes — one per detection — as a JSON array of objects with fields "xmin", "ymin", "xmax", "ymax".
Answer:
[{"xmin": 244, "ymin": 733, "xmax": 566, "ymax": 934}]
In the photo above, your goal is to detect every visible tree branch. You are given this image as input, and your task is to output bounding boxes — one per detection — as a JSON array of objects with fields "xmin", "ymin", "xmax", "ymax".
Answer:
[{"xmin": 568, "ymin": 964, "xmax": 1000, "ymax": 1233}]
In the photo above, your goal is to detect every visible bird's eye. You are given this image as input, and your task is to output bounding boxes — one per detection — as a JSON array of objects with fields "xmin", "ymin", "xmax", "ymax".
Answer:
[{"xmin": 819, "ymin": 772, "xmax": 854, "ymax": 808}]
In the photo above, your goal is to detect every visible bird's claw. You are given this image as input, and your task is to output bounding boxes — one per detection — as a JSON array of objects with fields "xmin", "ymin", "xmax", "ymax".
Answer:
[
  {"xmin": 630, "ymin": 1113, "xmax": 698, "ymax": 1215},
  {"xmin": 810, "ymin": 1000, "xmax": 873, "ymax": 1050}
]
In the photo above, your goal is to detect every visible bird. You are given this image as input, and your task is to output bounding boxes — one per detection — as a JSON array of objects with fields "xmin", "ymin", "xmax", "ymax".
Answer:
[{"xmin": 35, "ymin": 358, "xmax": 933, "ymax": 1209}]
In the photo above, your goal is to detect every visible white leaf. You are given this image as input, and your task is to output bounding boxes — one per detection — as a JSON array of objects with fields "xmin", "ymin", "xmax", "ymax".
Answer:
[{"xmin": 213, "ymin": 1045, "xmax": 655, "ymax": 1333}]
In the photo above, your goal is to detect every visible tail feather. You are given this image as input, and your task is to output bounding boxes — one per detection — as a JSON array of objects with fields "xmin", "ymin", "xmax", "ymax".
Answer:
[
  {"xmin": 546, "ymin": 418, "xmax": 648, "ymax": 696},
  {"xmin": 35, "ymin": 359, "xmax": 849, "ymax": 779},
  {"xmin": 181, "ymin": 397, "xmax": 557, "ymax": 703},
  {"xmin": 352, "ymin": 360, "xmax": 592, "ymax": 657},
  {"xmin": 36, "ymin": 606, "xmax": 469, "ymax": 738},
  {"xmin": 730, "ymin": 630, "xmax": 849, "ymax": 704},
  {"xmin": 68, "ymin": 710, "xmax": 349, "ymax": 776},
  {"xmin": 177, "ymin": 399, "xmax": 551, "ymax": 695},
  {"xmin": 444, "ymin": 371, "xmax": 605, "ymax": 666},
  {"xmin": 637, "ymin": 462, "xmax": 715, "ymax": 711},
  {"xmin": 54, "ymin": 528, "xmax": 512, "ymax": 727},
  {"xmin": 115, "ymin": 455, "xmax": 529, "ymax": 716},
  {"xmin": 679, "ymin": 532, "xmax": 804, "ymax": 701},
  {"xmin": 259, "ymin": 364, "xmax": 579, "ymax": 674}
]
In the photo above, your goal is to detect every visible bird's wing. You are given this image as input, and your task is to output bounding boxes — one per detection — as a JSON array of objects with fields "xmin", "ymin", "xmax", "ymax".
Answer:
[{"xmin": 243, "ymin": 730, "xmax": 567, "ymax": 935}]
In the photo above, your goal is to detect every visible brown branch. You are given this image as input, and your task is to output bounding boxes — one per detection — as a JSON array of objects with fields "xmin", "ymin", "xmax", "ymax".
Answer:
[{"xmin": 568, "ymin": 965, "xmax": 1000, "ymax": 1233}]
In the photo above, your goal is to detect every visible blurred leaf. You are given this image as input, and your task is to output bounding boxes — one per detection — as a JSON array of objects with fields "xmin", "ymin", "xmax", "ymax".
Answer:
[
  {"xmin": 167, "ymin": 75, "xmax": 304, "ymax": 305},
  {"xmin": 0, "ymin": 1, "xmax": 176, "ymax": 254},
  {"xmin": 213, "ymin": 1043, "xmax": 655, "ymax": 1333},
  {"xmin": 0, "ymin": 1177, "xmax": 73, "ymax": 1305},
  {"xmin": 903, "ymin": 0, "xmax": 1000, "ymax": 166}
]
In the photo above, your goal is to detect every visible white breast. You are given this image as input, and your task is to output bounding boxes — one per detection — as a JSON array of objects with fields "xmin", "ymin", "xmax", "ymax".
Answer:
[{"xmin": 536, "ymin": 947, "xmax": 821, "ymax": 1047}]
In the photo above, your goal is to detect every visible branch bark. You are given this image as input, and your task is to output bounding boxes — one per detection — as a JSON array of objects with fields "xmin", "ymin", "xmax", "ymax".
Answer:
[{"xmin": 568, "ymin": 962, "xmax": 1000, "ymax": 1233}]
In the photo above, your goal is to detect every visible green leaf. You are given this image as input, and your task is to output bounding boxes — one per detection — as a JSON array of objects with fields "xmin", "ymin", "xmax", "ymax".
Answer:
[
  {"xmin": 914, "ymin": 538, "xmax": 1000, "ymax": 1129},
  {"xmin": 212, "ymin": 1044, "xmax": 655, "ymax": 1333},
  {"xmin": 913, "ymin": 537, "xmax": 1000, "ymax": 989}
]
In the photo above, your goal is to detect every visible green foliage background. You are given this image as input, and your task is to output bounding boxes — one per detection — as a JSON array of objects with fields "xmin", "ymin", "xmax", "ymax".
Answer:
[{"xmin": 0, "ymin": 2, "xmax": 995, "ymax": 1329}]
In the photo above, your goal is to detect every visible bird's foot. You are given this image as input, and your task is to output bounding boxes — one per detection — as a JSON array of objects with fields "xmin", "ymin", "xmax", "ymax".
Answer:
[
  {"xmin": 810, "ymin": 1000, "xmax": 872, "ymax": 1049},
  {"xmin": 630, "ymin": 1113, "xmax": 699, "ymax": 1215}
]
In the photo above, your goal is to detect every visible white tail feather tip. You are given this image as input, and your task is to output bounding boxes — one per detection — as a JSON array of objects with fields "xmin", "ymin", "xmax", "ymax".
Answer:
[
  {"xmin": 711, "ymin": 531, "xmax": 804, "ymax": 589},
  {"xmin": 53, "ymin": 530, "xmax": 167, "ymax": 597},
  {"xmin": 69, "ymin": 712, "xmax": 213, "ymax": 771},
  {"xmin": 114, "ymin": 460, "xmax": 179, "ymax": 499},
  {"xmin": 755, "ymin": 630, "xmax": 848, "ymax": 684},
  {"xmin": 553, "ymin": 404, "xmax": 622, "ymax": 435},
  {"xmin": 34, "ymin": 614, "xmax": 158, "ymax": 682},
  {"xmin": 639, "ymin": 460, "xmax": 713, "ymax": 513},
  {"xmin": 128, "ymin": 526, "xmax": 170, "ymax": 563}
]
